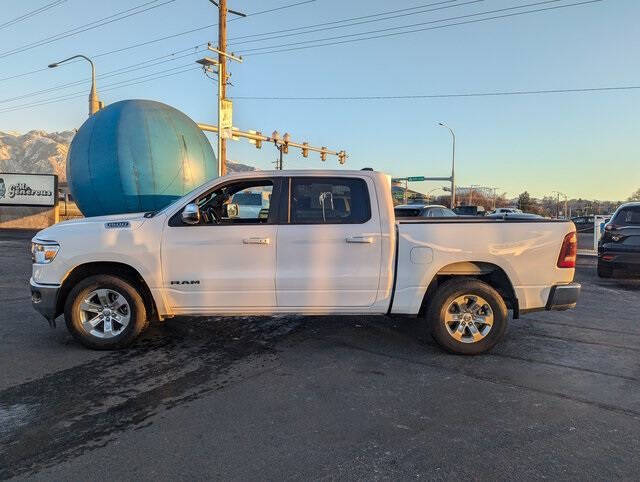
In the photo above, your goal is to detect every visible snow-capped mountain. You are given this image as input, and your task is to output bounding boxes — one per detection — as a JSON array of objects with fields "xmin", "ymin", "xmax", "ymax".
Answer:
[
  {"xmin": 0, "ymin": 130, "xmax": 74, "ymax": 182},
  {"xmin": 0, "ymin": 130, "xmax": 255, "ymax": 183}
]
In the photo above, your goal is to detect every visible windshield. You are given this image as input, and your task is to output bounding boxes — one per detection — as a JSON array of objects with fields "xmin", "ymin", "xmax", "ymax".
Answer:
[{"xmin": 146, "ymin": 182, "xmax": 210, "ymax": 217}]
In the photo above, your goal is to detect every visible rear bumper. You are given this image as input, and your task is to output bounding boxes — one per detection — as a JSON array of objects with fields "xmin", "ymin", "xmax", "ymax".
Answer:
[
  {"xmin": 545, "ymin": 283, "xmax": 581, "ymax": 311},
  {"xmin": 30, "ymin": 279, "xmax": 60, "ymax": 324},
  {"xmin": 598, "ymin": 250, "xmax": 640, "ymax": 273}
]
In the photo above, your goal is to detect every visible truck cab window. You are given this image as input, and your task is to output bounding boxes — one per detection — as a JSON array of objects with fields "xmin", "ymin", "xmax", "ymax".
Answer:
[
  {"xmin": 195, "ymin": 180, "xmax": 273, "ymax": 225},
  {"xmin": 290, "ymin": 177, "xmax": 370, "ymax": 224}
]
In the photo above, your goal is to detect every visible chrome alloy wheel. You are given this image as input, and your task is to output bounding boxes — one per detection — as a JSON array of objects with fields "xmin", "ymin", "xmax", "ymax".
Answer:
[
  {"xmin": 79, "ymin": 288, "xmax": 131, "ymax": 339},
  {"xmin": 444, "ymin": 294, "xmax": 494, "ymax": 344}
]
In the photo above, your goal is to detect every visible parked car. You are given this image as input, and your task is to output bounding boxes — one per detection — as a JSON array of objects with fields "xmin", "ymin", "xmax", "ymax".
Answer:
[
  {"xmin": 597, "ymin": 202, "xmax": 640, "ymax": 278},
  {"xmin": 394, "ymin": 204, "xmax": 456, "ymax": 218},
  {"xmin": 571, "ymin": 215, "xmax": 595, "ymax": 233},
  {"xmin": 454, "ymin": 205, "xmax": 486, "ymax": 216},
  {"xmin": 486, "ymin": 212, "xmax": 545, "ymax": 220},
  {"xmin": 29, "ymin": 169, "xmax": 580, "ymax": 355},
  {"xmin": 489, "ymin": 207, "xmax": 522, "ymax": 215}
]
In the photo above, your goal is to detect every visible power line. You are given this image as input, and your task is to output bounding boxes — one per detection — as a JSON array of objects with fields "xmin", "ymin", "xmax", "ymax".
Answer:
[
  {"xmin": 237, "ymin": 0, "xmax": 604, "ymax": 56},
  {"xmin": 228, "ymin": 0, "xmax": 482, "ymax": 47},
  {"xmin": 86, "ymin": 0, "xmax": 316, "ymax": 59},
  {"xmin": 0, "ymin": 0, "xmax": 176, "ymax": 60},
  {"xmin": 227, "ymin": 0, "xmax": 459, "ymax": 42},
  {"xmin": 232, "ymin": 86, "xmax": 640, "ymax": 100},
  {"xmin": 0, "ymin": 47, "xmax": 208, "ymax": 104},
  {"xmin": 0, "ymin": 0, "xmax": 67, "ymax": 31},
  {"xmin": 0, "ymin": 0, "xmax": 315, "ymax": 83},
  {"xmin": 0, "ymin": 67, "xmax": 200, "ymax": 114}
]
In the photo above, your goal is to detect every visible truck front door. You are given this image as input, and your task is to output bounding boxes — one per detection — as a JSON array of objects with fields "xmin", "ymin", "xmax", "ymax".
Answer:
[{"xmin": 161, "ymin": 178, "xmax": 281, "ymax": 312}]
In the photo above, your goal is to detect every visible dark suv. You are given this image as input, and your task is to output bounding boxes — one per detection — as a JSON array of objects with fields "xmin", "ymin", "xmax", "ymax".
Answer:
[{"xmin": 598, "ymin": 202, "xmax": 640, "ymax": 278}]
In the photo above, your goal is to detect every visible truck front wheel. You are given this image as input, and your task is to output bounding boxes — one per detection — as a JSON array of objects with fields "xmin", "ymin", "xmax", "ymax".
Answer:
[
  {"xmin": 64, "ymin": 274, "xmax": 148, "ymax": 350},
  {"xmin": 426, "ymin": 278, "xmax": 508, "ymax": 355}
]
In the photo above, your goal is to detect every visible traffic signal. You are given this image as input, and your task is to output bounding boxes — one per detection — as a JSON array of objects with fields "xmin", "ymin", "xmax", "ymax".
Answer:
[
  {"xmin": 338, "ymin": 150, "xmax": 347, "ymax": 165},
  {"xmin": 320, "ymin": 147, "xmax": 327, "ymax": 162},
  {"xmin": 302, "ymin": 142, "xmax": 309, "ymax": 158},
  {"xmin": 282, "ymin": 133, "xmax": 290, "ymax": 154},
  {"xmin": 248, "ymin": 130, "xmax": 262, "ymax": 149}
]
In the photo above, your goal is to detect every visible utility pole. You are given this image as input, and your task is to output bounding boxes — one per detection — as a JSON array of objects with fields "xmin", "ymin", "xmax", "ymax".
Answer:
[
  {"xmin": 218, "ymin": 0, "xmax": 228, "ymax": 175},
  {"xmin": 207, "ymin": 0, "xmax": 245, "ymax": 176},
  {"xmin": 277, "ymin": 146, "xmax": 283, "ymax": 170},
  {"xmin": 438, "ymin": 122, "xmax": 456, "ymax": 208}
]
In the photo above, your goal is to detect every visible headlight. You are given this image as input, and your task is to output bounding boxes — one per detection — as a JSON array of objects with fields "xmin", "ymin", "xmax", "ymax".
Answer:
[{"xmin": 31, "ymin": 242, "xmax": 60, "ymax": 264}]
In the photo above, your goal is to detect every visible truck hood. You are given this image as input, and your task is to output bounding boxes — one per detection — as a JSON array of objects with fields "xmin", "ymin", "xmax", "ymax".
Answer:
[{"xmin": 34, "ymin": 212, "xmax": 148, "ymax": 242}]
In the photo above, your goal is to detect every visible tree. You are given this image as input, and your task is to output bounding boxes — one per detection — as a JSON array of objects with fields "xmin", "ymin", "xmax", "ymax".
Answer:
[
  {"xmin": 628, "ymin": 188, "xmax": 640, "ymax": 202},
  {"xmin": 518, "ymin": 191, "xmax": 533, "ymax": 212}
]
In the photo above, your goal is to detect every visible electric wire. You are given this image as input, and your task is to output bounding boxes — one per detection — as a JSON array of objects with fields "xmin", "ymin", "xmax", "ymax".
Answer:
[
  {"xmin": 228, "ymin": 0, "xmax": 483, "ymax": 46},
  {"xmin": 0, "ymin": 0, "xmax": 67, "ymax": 31},
  {"xmin": 0, "ymin": 0, "xmax": 176, "ymax": 60},
  {"xmin": 0, "ymin": 66, "xmax": 201, "ymax": 114},
  {"xmin": 0, "ymin": 0, "xmax": 315, "ymax": 83},
  {"xmin": 236, "ymin": 0, "xmax": 603, "ymax": 55},
  {"xmin": 0, "ymin": 47, "xmax": 208, "ymax": 104},
  {"xmin": 0, "ymin": 0, "xmax": 619, "ymax": 115},
  {"xmin": 87, "ymin": 0, "xmax": 316, "ymax": 59},
  {"xmin": 231, "ymin": 86, "xmax": 640, "ymax": 101}
]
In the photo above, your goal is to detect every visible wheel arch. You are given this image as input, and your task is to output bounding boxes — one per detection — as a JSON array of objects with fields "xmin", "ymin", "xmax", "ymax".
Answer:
[
  {"xmin": 419, "ymin": 261, "xmax": 519, "ymax": 318},
  {"xmin": 56, "ymin": 262, "xmax": 159, "ymax": 322}
]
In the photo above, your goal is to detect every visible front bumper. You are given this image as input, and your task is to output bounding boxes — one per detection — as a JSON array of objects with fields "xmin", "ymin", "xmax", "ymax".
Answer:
[
  {"xmin": 30, "ymin": 279, "xmax": 60, "ymax": 325},
  {"xmin": 545, "ymin": 282, "xmax": 581, "ymax": 311}
]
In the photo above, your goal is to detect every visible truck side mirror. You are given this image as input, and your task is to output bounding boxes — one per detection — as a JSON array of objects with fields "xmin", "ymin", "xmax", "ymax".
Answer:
[
  {"xmin": 182, "ymin": 203, "xmax": 200, "ymax": 225},
  {"xmin": 224, "ymin": 203, "xmax": 239, "ymax": 218}
]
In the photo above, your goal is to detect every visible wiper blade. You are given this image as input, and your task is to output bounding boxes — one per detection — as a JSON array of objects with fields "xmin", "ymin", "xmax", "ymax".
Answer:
[{"xmin": 143, "ymin": 211, "xmax": 156, "ymax": 218}]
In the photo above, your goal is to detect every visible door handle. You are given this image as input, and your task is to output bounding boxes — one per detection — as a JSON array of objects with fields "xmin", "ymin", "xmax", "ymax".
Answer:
[
  {"xmin": 346, "ymin": 235, "xmax": 374, "ymax": 244},
  {"xmin": 243, "ymin": 237, "xmax": 270, "ymax": 245}
]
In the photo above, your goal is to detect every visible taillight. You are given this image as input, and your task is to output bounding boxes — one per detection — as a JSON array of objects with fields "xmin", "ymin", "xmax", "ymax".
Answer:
[{"xmin": 557, "ymin": 231, "xmax": 577, "ymax": 268}]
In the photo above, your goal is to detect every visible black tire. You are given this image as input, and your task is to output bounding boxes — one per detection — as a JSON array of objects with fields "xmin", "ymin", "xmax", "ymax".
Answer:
[
  {"xmin": 597, "ymin": 262, "xmax": 613, "ymax": 278},
  {"xmin": 425, "ymin": 277, "xmax": 508, "ymax": 355},
  {"xmin": 64, "ymin": 274, "xmax": 148, "ymax": 350}
]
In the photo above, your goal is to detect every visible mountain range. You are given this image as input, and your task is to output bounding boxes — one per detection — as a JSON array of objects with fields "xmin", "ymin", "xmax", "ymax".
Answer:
[{"xmin": 0, "ymin": 130, "xmax": 255, "ymax": 183}]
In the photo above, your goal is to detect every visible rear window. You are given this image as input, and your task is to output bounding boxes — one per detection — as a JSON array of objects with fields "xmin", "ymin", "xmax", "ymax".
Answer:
[
  {"xmin": 614, "ymin": 206, "xmax": 640, "ymax": 226},
  {"xmin": 290, "ymin": 177, "xmax": 370, "ymax": 224}
]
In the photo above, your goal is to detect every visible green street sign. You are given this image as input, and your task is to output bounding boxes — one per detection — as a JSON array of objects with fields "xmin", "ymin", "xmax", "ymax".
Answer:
[{"xmin": 407, "ymin": 176, "xmax": 426, "ymax": 182}]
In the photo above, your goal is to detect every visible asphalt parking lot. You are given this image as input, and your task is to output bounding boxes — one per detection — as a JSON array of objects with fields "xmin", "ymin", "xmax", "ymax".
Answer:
[{"xmin": 1, "ymin": 229, "xmax": 639, "ymax": 480}]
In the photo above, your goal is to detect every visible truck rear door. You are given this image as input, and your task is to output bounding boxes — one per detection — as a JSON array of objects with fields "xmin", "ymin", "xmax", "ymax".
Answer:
[{"xmin": 275, "ymin": 176, "xmax": 382, "ymax": 308}]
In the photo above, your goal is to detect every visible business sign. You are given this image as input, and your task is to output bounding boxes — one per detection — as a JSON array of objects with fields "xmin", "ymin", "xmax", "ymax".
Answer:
[
  {"xmin": 392, "ymin": 176, "xmax": 427, "ymax": 182},
  {"xmin": 0, "ymin": 173, "xmax": 57, "ymax": 207},
  {"xmin": 220, "ymin": 98, "xmax": 233, "ymax": 129}
]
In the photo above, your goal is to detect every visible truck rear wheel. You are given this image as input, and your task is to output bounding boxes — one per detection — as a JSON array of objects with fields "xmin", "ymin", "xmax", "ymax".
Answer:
[
  {"xmin": 64, "ymin": 274, "xmax": 148, "ymax": 350},
  {"xmin": 426, "ymin": 278, "xmax": 508, "ymax": 355}
]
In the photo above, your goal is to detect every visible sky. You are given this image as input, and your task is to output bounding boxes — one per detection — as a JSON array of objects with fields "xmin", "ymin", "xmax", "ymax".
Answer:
[{"xmin": 0, "ymin": 0, "xmax": 638, "ymax": 201}]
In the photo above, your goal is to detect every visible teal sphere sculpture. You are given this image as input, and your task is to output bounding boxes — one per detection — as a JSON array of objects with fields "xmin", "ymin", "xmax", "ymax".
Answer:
[{"xmin": 67, "ymin": 99, "xmax": 218, "ymax": 217}]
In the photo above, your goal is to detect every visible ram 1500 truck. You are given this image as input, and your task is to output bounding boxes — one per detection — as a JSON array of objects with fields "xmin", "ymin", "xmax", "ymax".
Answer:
[{"xmin": 30, "ymin": 170, "xmax": 580, "ymax": 354}]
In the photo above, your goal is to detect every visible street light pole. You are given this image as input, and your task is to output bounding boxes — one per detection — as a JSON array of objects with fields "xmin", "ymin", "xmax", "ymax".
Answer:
[
  {"xmin": 48, "ymin": 54, "xmax": 100, "ymax": 116},
  {"xmin": 438, "ymin": 122, "xmax": 456, "ymax": 208}
]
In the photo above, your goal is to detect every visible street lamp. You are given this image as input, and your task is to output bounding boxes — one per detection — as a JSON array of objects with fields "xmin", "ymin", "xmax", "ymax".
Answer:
[
  {"xmin": 438, "ymin": 122, "xmax": 456, "ymax": 208},
  {"xmin": 426, "ymin": 187, "xmax": 440, "ymax": 201},
  {"xmin": 48, "ymin": 54, "xmax": 101, "ymax": 116}
]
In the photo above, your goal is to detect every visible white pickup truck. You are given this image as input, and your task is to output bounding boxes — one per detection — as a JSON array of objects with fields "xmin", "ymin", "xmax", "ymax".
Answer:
[{"xmin": 30, "ymin": 170, "xmax": 580, "ymax": 354}]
